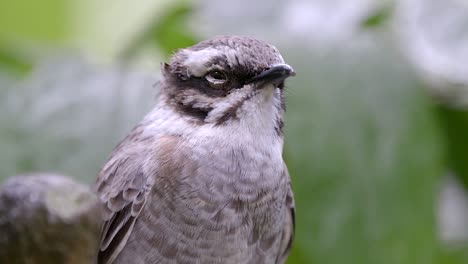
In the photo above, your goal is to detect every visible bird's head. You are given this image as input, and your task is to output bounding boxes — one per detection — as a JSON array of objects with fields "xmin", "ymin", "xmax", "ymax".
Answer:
[{"xmin": 160, "ymin": 35, "xmax": 295, "ymax": 135}]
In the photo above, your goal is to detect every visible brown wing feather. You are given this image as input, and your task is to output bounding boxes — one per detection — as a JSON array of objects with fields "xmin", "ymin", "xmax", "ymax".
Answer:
[
  {"xmin": 96, "ymin": 146, "xmax": 151, "ymax": 264},
  {"xmin": 276, "ymin": 169, "xmax": 296, "ymax": 264},
  {"xmin": 96, "ymin": 130, "xmax": 187, "ymax": 264},
  {"xmin": 98, "ymin": 204, "xmax": 136, "ymax": 264}
]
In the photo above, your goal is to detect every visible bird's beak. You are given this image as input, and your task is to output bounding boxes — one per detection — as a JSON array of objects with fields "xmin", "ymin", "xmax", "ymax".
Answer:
[{"xmin": 247, "ymin": 64, "xmax": 296, "ymax": 86}]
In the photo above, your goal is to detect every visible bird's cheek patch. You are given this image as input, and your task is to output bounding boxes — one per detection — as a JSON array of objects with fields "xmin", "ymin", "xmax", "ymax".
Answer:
[{"xmin": 183, "ymin": 48, "xmax": 221, "ymax": 77}]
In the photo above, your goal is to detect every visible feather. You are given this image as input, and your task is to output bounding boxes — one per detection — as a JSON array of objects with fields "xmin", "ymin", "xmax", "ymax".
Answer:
[{"xmin": 276, "ymin": 170, "xmax": 296, "ymax": 264}]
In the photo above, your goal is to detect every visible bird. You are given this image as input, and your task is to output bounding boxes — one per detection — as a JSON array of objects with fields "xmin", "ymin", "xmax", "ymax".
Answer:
[{"xmin": 95, "ymin": 35, "xmax": 296, "ymax": 264}]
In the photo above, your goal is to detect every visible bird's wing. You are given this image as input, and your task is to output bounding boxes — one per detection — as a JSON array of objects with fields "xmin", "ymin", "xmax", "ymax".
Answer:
[
  {"xmin": 276, "ymin": 168, "xmax": 296, "ymax": 264},
  {"xmin": 95, "ymin": 127, "xmax": 154, "ymax": 264}
]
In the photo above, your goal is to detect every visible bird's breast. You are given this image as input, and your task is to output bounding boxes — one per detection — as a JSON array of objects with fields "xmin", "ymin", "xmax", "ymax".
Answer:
[{"xmin": 132, "ymin": 130, "xmax": 288, "ymax": 263}]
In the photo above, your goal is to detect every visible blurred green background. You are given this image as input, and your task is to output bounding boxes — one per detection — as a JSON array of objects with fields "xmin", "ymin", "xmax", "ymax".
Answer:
[{"xmin": 1, "ymin": 0, "xmax": 468, "ymax": 263}]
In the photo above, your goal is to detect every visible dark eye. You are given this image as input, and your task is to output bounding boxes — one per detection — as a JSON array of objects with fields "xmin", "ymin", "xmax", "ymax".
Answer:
[
  {"xmin": 205, "ymin": 70, "xmax": 228, "ymax": 89},
  {"xmin": 208, "ymin": 70, "xmax": 227, "ymax": 80}
]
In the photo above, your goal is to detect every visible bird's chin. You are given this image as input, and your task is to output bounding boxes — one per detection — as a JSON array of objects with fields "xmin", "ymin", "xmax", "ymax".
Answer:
[
  {"xmin": 238, "ymin": 84, "xmax": 274, "ymax": 103},
  {"xmin": 254, "ymin": 83, "xmax": 280, "ymax": 96},
  {"xmin": 237, "ymin": 83, "xmax": 280, "ymax": 108},
  {"xmin": 252, "ymin": 80, "xmax": 285, "ymax": 94}
]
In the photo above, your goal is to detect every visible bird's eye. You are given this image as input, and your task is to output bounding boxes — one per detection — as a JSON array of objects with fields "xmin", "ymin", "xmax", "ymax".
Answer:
[
  {"xmin": 209, "ymin": 70, "xmax": 226, "ymax": 80},
  {"xmin": 205, "ymin": 70, "xmax": 228, "ymax": 89}
]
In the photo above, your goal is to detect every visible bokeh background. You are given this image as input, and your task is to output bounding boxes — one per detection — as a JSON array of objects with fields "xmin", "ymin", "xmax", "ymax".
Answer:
[{"xmin": 1, "ymin": 0, "xmax": 468, "ymax": 263}]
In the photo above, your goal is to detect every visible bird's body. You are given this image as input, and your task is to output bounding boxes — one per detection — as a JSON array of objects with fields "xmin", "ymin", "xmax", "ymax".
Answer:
[{"xmin": 96, "ymin": 36, "xmax": 295, "ymax": 264}]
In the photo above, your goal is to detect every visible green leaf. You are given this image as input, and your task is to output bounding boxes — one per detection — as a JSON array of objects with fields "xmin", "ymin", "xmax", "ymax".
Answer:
[
  {"xmin": 0, "ymin": 0, "xmax": 69, "ymax": 44},
  {"xmin": 0, "ymin": 43, "xmax": 33, "ymax": 75},
  {"xmin": 436, "ymin": 106, "xmax": 468, "ymax": 188},
  {"xmin": 283, "ymin": 39, "xmax": 444, "ymax": 264},
  {"xmin": 361, "ymin": 5, "xmax": 393, "ymax": 29},
  {"xmin": 437, "ymin": 246, "xmax": 468, "ymax": 264},
  {"xmin": 435, "ymin": 104, "xmax": 468, "ymax": 264},
  {"xmin": 150, "ymin": 2, "xmax": 198, "ymax": 56},
  {"xmin": 119, "ymin": 2, "xmax": 199, "ymax": 60}
]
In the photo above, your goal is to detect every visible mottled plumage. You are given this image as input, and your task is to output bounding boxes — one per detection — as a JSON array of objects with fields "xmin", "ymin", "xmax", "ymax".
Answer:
[{"xmin": 96, "ymin": 35, "xmax": 296, "ymax": 264}]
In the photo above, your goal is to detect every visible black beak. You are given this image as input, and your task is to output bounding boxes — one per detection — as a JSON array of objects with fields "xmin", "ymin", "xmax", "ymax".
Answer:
[{"xmin": 247, "ymin": 64, "xmax": 296, "ymax": 86}]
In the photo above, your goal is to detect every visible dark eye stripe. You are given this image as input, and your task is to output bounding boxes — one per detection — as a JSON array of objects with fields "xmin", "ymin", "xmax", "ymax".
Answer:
[{"xmin": 166, "ymin": 59, "xmax": 258, "ymax": 97}]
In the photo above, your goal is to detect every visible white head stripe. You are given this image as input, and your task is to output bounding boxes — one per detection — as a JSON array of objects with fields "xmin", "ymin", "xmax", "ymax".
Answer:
[{"xmin": 183, "ymin": 48, "xmax": 221, "ymax": 77}]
